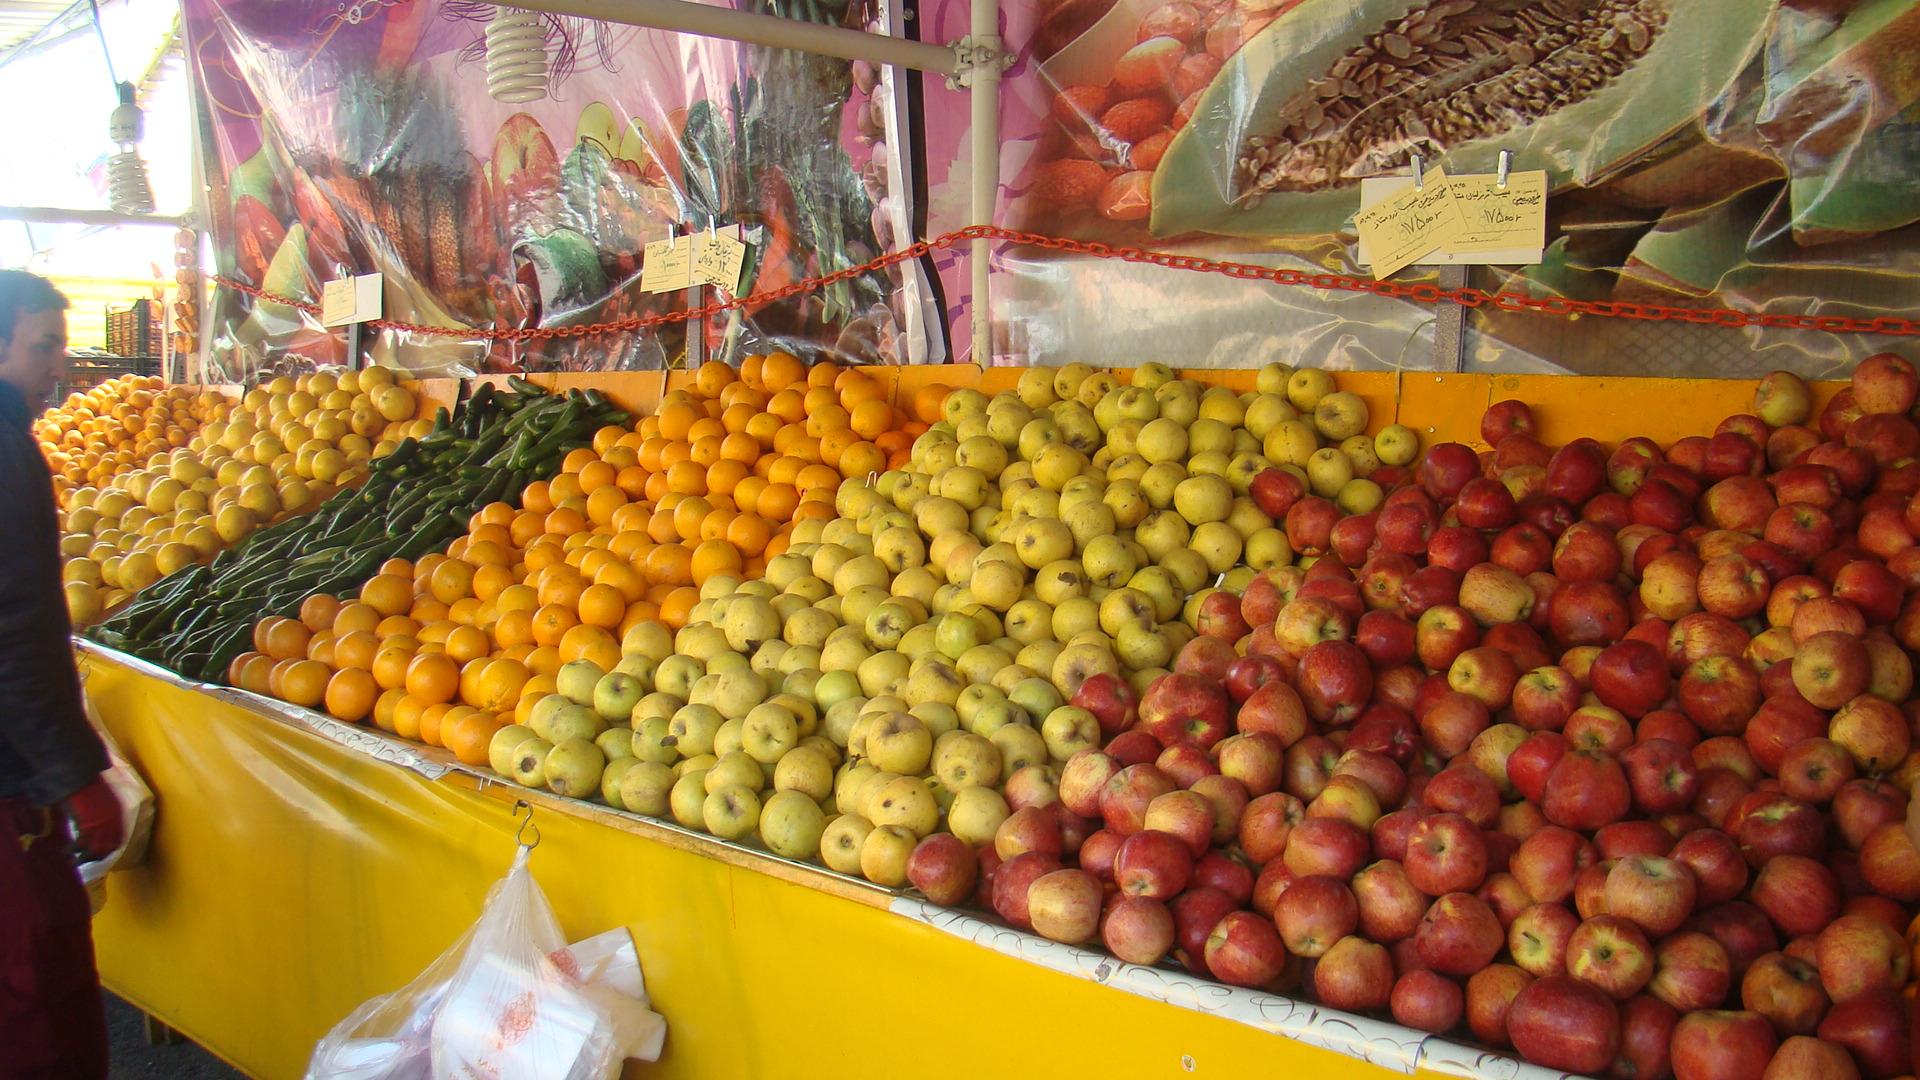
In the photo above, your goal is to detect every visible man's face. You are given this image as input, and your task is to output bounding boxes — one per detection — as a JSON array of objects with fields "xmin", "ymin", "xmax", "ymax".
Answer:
[{"xmin": 1, "ymin": 308, "xmax": 67, "ymax": 406}]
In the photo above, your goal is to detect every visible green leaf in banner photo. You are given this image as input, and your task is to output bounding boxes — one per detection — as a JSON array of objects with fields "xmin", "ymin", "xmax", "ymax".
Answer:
[
  {"xmin": 1787, "ymin": 118, "xmax": 1920, "ymax": 245},
  {"xmin": 1149, "ymin": 0, "xmax": 1777, "ymax": 239}
]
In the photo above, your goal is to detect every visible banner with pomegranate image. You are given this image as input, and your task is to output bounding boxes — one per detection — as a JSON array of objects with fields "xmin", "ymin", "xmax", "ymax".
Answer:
[
  {"xmin": 183, "ymin": 0, "xmax": 940, "ymax": 380},
  {"xmin": 920, "ymin": 0, "xmax": 1920, "ymax": 376}
]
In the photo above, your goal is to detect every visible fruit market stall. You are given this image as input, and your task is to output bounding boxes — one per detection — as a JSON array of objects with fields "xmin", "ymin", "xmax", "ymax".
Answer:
[{"xmin": 59, "ymin": 356, "xmax": 1920, "ymax": 1080}]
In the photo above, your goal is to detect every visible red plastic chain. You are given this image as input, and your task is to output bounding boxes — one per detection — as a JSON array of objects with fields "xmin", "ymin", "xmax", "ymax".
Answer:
[{"xmin": 210, "ymin": 225, "xmax": 1920, "ymax": 342}]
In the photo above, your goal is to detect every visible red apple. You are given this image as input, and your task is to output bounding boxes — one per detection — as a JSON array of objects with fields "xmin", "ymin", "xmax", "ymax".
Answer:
[
  {"xmin": 1483, "ymin": 399, "xmax": 1537, "ymax": 444},
  {"xmin": 1422, "ymin": 763, "xmax": 1500, "ymax": 828},
  {"xmin": 1280, "ymin": 816, "xmax": 1370, "ymax": 879},
  {"xmin": 908, "ymin": 834, "xmax": 980, "ymax": 906},
  {"xmin": 1059, "ymin": 751, "xmax": 1121, "ymax": 819},
  {"xmin": 1105, "ymin": 730, "xmax": 1161, "ymax": 767},
  {"xmin": 1223, "ymin": 655, "xmax": 1286, "ymax": 706},
  {"xmin": 1814, "ymin": 913, "xmax": 1909, "ymax": 1004},
  {"xmin": 1405, "ymin": 812, "xmax": 1489, "ymax": 896},
  {"xmin": 1510, "ymin": 902, "xmax": 1580, "ymax": 978},
  {"xmin": 1416, "ymin": 892, "xmax": 1504, "ymax": 977},
  {"xmin": 1274, "ymin": 873, "xmax": 1358, "ymax": 958},
  {"xmin": 1392, "ymin": 968, "xmax": 1465, "ymax": 1034},
  {"xmin": 1778, "ymin": 738, "xmax": 1855, "ymax": 805},
  {"xmin": 1203, "ymin": 910, "xmax": 1290, "ymax": 989},
  {"xmin": 1548, "ymin": 438, "xmax": 1610, "ymax": 505},
  {"xmin": 1347, "ymin": 703, "xmax": 1420, "ymax": 764},
  {"xmin": 1742, "ymin": 951, "xmax": 1831, "ymax": 1036},
  {"xmin": 995, "ymin": 806, "xmax": 1065, "ymax": 861},
  {"xmin": 1816, "ymin": 989, "xmax": 1910, "ymax": 1078},
  {"xmin": 1830, "ymin": 694, "xmax": 1911, "ymax": 774},
  {"xmin": 1420, "ymin": 691, "xmax": 1491, "ymax": 760},
  {"xmin": 1744, "ymin": 695, "xmax": 1829, "ymax": 773},
  {"xmin": 1295, "ymin": 640, "xmax": 1372, "ymax": 725},
  {"xmin": 1622, "ymin": 738, "xmax": 1701, "ymax": 815},
  {"xmin": 1170, "ymin": 886, "xmax": 1238, "ymax": 973},
  {"xmin": 1234, "ymin": 679, "xmax": 1309, "ymax": 745},
  {"xmin": 1605, "ymin": 855, "xmax": 1699, "ymax": 938},
  {"xmin": 1314, "ymin": 934, "xmax": 1394, "ymax": 1012},
  {"xmin": 1028, "ymin": 868, "xmax": 1104, "ymax": 944},
  {"xmin": 1672, "ymin": 1010, "xmax": 1778, "ymax": 1080},
  {"xmin": 1833, "ymin": 779, "xmax": 1907, "ymax": 850},
  {"xmin": 1650, "ymin": 930, "xmax": 1733, "ymax": 1012},
  {"xmin": 1508, "ymin": 974, "xmax": 1622, "ymax": 1073},
  {"xmin": 1459, "ymin": 562, "xmax": 1536, "ymax": 625},
  {"xmin": 1751, "ymin": 855, "xmax": 1843, "ymax": 938},
  {"xmin": 1285, "ymin": 495, "xmax": 1339, "ymax": 556},
  {"xmin": 1251, "ymin": 468, "xmax": 1307, "ymax": 519},
  {"xmin": 1543, "ymin": 749, "xmax": 1632, "ymax": 832},
  {"xmin": 1421, "ymin": 442, "xmax": 1480, "ymax": 501},
  {"xmin": 992, "ymin": 851, "xmax": 1063, "ymax": 930},
  {"xmin": 1858, "ymin": 822, "xmax": 1920, "ymax": 902},
  {"xmin": 1235, "ymin": 791, "xmax": 1304, "ymax": 866},
  {"xmin": 1514, "ymin": 666, "xmax": 1581, "ymax": 732},
  {"xmin": 1371, "ymin": 806, "xmax": 1430, "ymax": 863},
  {"xmin": 1079, "ymin": 829, "xmax": 1122, "ymax": 883},
  {"xmin": 1764, "ymin": 1035, "xmax": 1862, "ymax": 1080},
  {"xmin": 1512, "ymin": 825, "xmax": 1598, "ymax": 905},
  {"xmin": 1102, "ymin": 895, "xmax": 1176, "ymax": 965},
  {"xmin": 1138, "ymin": 672, "xmax": 1233, "ymax": 750},
  {"xmin": 1154, "ymin": 743, "xmax": 1218, "ymax": 789},
  {"xmin": 1213, "ymin": 733, "xmax": 1284, "ymax": 800},
  {"xmin": 1282, "ymin": 734, "xmax": 1341, "ymax": 802},
  {"xmin": 1611, "ymin": 994, "xmax": 1679, "ymax": 1080},
  {"xmin": 1072, "ymin": 672, "xmax": 1140, "ymax": 735},
  {"xmin": 1593, "ymin": 640, "xmax": 1674, "ymax": 719},
  {"xmin": 1142, "ymin": 790, "xmax": 1215, "ymax": 858},
  {"xmin": 1569, "ymin": 914, "xmax": 1657, "ymax": 1000},
  {"xmin": 1099, "ymin": 763, "xmax": 1178, "ymax": 836}
]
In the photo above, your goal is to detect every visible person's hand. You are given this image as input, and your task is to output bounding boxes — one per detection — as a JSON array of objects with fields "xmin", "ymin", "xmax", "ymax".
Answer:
[{"xmin": 63, "ymin": 778, "xmax": 123, "ymax": 862}]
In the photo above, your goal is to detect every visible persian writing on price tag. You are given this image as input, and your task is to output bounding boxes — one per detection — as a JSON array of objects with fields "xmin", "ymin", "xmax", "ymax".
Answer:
[
  {"xmin": 320, "ymin": 273, "xmax": 383, "ymax": 327},
  {"xmin": 1352, "ymin": 168, "xmax": 1467, "ymax": 279},
  {"xmin": 1447, "ymin": 170, "xmax": 1547, "ymax": 254},
  {"xmin": 692, "ymin": 230, "xmax": 749, "ymax": 294},
  {"xmin": 640, "ymin": 236, "xmax": 694, "ymax": 293}
]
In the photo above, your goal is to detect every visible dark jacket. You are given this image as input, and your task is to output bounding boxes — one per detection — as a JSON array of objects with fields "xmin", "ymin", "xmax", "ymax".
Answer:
[{"xmin": 0, "ymin": 381, "xmax": 105, "ymax": 804}]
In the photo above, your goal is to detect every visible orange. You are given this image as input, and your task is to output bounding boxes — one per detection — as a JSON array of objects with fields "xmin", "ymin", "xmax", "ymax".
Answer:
[
  {"xmin": 666, "ymin": 459, "xmax": 706, "ymax": 496},
  {"xmin": 537, "ymin": 569, "xmax": 587, "ymax": 610},
  {"xmin": 850, "ymin": 399, "xmax": 893, "ymax": 439},
  {"xmin": 726, "ymin": 514, "xmax": 773, "ymax": 557},
  {"xmin": 819, "ymin": 428, "xmax": 861, "ymax": 467},
  {"xmin": 840, "ymin": 442, "xmax": 886, "ymax": 478},
  {"xmin": 768, "ymin": 389, "xmax": 805, "ymax": 423},
  {"xmin": 638, "ymin": 437, "xmax": 669, "ymax": 472},
  {"xmin": 577, "ymin": 459, "xmax": 617, "ymax": 494},
  {"xmin": 411, "ymin": 597, "xmax": 452, "ymax": 624},
  {"xmin": 911, "ymin": 382, "xmax": 951, "ymax": 423},
  {"xmin": 228, "ymin": 652, "xmax": 274, "ymax": 694},
  {"xmin": 689, "ymin": 435, "xmax": 723, "ymax": 468},
  {"xmin": 476, "ymin": 658, "xmax": 530, "ymax": 712},
  {"xmin": 756, "ymin": 483, "xmax": 800, "ymax": 521},
  {"xmin": 448, "ymin": 597, "xmax": 482, "ymax": 626},
  {"xmin": 496, "ymin": 584, "xmax": 538, "ymax": 613},
  {"xmin": 298, "ymin": 593, "xmax": 341, "ymax": 633},
  {"xmin": 418, "ymin": 703, "xmax": 456, "ymax": 747},
  {"xmin": 577, "ymin": 549, "xmax": 617, "ymax": 581},
  {"xmin": 315, "ymin": 597, "xmax": 372, "ymax": 638},
  {"xmin": 592, "ymin": 424, "xmax": 626, "ymax": 456},
  {"xmin": 521, "ymin": 480, "xmax": 555, "ymax": 514},
  {"xmin": 545, "ymin": 506, "xmax": 588, "ymax": 536},
  {"xmin": 280, "ymin": 659, "xmax": 330, "ymax": 708},
  {"xmin": 700, "ymin": 507, "xmax": 737, "ymax": 543},
  {"xmin": 262, "ymin": 617, "xmax": 313, "ymax": 662},
  {"xmin": 414, "ymin": 554, "xmax": 449, "ymax": 586},
  {"xmin": 375, "ymin": 614, "xmax": 421, "ymax": 640},
  {"xmin": 615, "ymin": 466, "xmax": 650, "ymax": 500},
  {"xmin": 706, "ymin": 458, "xmax": 750, "ymax": 498},
  {"xmin": 372, "ymin": 644, "xmax": 415, "ymax": 690},
  {"xmin": 659, "ymin": 402, "xmax": 699, "ymax": 442},
  {"xmin": 583, "ymin": 486, "xmax": 626, "ymax": 528},
  {"xmin": 360, "ymin": 574, "xmax": 414, "ymax": 617},
  {"xmin": 372, "ymin": 688, "xmax": 405, "ymax": 732},
  {"xmin": 562, "ymin": 447, "xmax": 599, "ymax": 474},
  {"xmin": 559, "ymin": 624, "xmax": 621, "ymax": 670},
  {"xmin": 762, "ymin": 352, "xmax": 804, "ymax": 390},
  {"xmin": 601, "ymin": 445, "xmax": 638, "ymax": 471},
  {"xmin": 741, "ymin": 353, "xmax": 766, "ymax": 389},
  {"xmin": 733, "ymin": 476, "xmax": 769, "ymax": 514},
  {"xmin": 391, "ymin": 695, "xmax": 427, "ymax": 740},
  {"xmin": 307, "ymin": 632, "xmax": 338, "ymax": 669},
  {"xmin": 593, "ymin": 562, "xmax": 648, "ymax": 605},
  {"xmin": 458, "ymin": 657, "xmax": 494, "ymax": 707},
  {"xmin": 690, "ymin": 539, "xmax": 743, "ymax": 585},
  {"xmin": 531, "ymin": 603, "xmax": 579, "ymax": 648},
  {"xmin": 404, "ymin": 651, "xmax": 460, "ymax": 705},
  {"xmin": 807, "ymin": 363, "xmax": 839, "ymax": 390},
  {"xmin": 695, "ymin": 360, "xmax": 736, "ymax": 397},
  {"xmin": 548, "ymin": 473, "xmax": 585, "ymax": 504},
  {"xmin": 646, "ymin": 544, "xmax": 694, "ymax": 587},
  {"xmin": 646, "ymin": 508, "xmax": 680, "ymax": 545},
  {"xmin": 473, "ymin": 502, "xmax": 515, "ymax": 529},
  {"xmin": 472, "ymin": 563, "xmax": 516, "ymax": 603},
  {"xmin": 379, "ymin": 558, "xmax": 414, "ymax": 579},
  {"xmin": 324, "ymin": 668, "xmax": 378, "ymax": 722},
  {"xmin": 525, "ymin": 645, "xmax": 562, "ymax": 677},
  {"xmin": 674, "ymin": 496, "xmax": 713, "ymax": 541},
  {"xmin": 494, "ymin": 608, "xmax": 534, "ymax": 649},
  {"xmin": 508, "ymin": 510, "xmax": 546, "ymax": 549},
  {"xmin": 334, "ymin": 630, "xmax": 381, "ymax": 672},
  {"xmin": 444, "ymin": 625, "xmax": 490, "ymax": 665},
  {"xmin": 445, "ymin": 710, "xmax": 501, "ymax": 767},
  {"xmin": 838, "ymin": 374, "xmax": 883, "ymax": 408},
  {"xmin": 467, "ymin": 537, "xmax": 513, "ymax": 567},
  {"xmin": 803, "ymin": 386, "xmax": 840, "ymax": 418},
  {"xmin": 745, "ymin": 411, "xmax": 782, "ymax": 448},
  {"xmin": 795, "ymin": 463, "xmax": 840, "ymax": 495},
  {"xmin": 721, "ymin": 404, "xmax": 757, "ymax": 435},
  {"xmin": 577, "ymin": 583, "xmax": 627, "ymax": 629},
  {"xmin": 428, "ymin": 559, "xmax": 476, "ymax": 605},
  {"xmin": 875, "ymin": 430, "xmax": 912, "ymax": 456},
  {"xmin": 687, "ymin": 416, "xmax": 726, "ymax": 444}
]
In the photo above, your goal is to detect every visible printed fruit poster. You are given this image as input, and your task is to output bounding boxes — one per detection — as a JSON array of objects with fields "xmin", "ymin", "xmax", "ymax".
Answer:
[
  {"xmin": 920, "ymin": 0, "xmax": 1920, "ymax": 374},
  {"xmin": 183, "ymin": 0, "xmax": 940, "ymax": 379}
]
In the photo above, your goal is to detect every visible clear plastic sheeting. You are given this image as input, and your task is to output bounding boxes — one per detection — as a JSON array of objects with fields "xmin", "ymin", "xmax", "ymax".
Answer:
[
  {"xmin": 306, "ymin": 846, "xmax": 666, "ymax": 1080},
  {"xmin": 183, "ymin": 0, "xmax": 937, "ymax": 381}
]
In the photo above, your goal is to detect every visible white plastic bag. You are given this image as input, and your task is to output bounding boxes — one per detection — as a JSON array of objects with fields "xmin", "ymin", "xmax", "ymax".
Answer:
[
  {"xmin": 78, "ymin": 695, "xmax": 157, "ymax": 912},
  {"xmin": 306, "ymin": 846, "xmax": 666, "ymax": 1080}
]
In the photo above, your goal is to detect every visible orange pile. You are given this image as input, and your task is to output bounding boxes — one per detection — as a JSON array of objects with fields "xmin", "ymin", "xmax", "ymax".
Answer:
[
  {"xmin": 35, "ymin": 375, "xmax": 233, "ymax": 503},
  {"xmin": 222, "ymin": 355, "xmax": 930, "ymax": 764}
]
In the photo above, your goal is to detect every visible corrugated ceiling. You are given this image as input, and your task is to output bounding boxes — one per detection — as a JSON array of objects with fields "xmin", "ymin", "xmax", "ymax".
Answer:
[{"xmin": 0, "ymin": 0, "xmax": 82, "ymax": 56}]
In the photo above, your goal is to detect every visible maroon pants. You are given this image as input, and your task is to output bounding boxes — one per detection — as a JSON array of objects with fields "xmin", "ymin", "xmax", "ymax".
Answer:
[{"xmin": 0, "ymin": 798, "xmax": 106, "ymax": 1079}]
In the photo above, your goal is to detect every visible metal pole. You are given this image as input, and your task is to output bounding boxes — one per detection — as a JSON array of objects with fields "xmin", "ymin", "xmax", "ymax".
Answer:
[
  {"xmin": 965, "ymin": 0, "xmax": 1000, "ymax": 367},
  {"xmin": 506, "ymin": 0, "xmax": 959, "ymax": 73},
  {"xmin": 0, "ymin": 206, "xmax": 185, "ymax": 227}
]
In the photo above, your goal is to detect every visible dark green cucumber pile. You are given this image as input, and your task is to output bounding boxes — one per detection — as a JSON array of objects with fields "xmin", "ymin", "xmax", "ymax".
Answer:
[{"xmin": 87, "ymin": 378, "xmax": 627, "ymax": 681}]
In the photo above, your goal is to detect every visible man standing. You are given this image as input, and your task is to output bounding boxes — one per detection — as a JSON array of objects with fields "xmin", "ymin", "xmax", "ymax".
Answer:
[{"xmin": 0, "ymin": 270, "xmax": 122, "ymax": 1079}]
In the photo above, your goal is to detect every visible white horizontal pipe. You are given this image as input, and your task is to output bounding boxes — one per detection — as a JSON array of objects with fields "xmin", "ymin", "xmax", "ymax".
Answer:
[
  {"xmin": 0, "ymin": 206, "xmax": 185, "ymax": 227},
  {"xmin": 505, "ymin": 0, "xmax": 959, "ymax": 74}
]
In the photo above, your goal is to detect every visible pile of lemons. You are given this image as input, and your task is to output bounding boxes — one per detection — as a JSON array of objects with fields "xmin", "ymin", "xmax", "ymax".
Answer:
[{"xmin": 59, "ymin": 368, "xmax": 418, "ymax": 624}]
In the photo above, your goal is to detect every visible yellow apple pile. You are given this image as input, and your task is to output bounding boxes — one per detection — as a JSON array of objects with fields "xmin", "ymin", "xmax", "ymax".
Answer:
[
  {"xmin": 484, "ymin": 361, "xmax": 1418, "ymax": 886},
  {"xmin": 59, "ymin": 368, "xmax": 419, "ymax": 624}
]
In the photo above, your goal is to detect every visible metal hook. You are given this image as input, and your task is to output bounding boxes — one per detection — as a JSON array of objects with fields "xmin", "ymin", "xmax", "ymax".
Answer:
[
  {"xmin": 513, "ymin": 800, "xmax": 540, "ymax": 851},
  {"xmin": 1411, "ymin": 152, "xmax": 1425, "ymax": 191},
  {"xmin": 1497, "ymin": 149, "xmax": 1513, "ymax": 190}
]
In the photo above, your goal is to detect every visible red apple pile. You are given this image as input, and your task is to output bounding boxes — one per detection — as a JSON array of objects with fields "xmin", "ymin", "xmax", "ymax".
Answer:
[{"xmin": 907, "ymin": 353, "xmax": 1920, "ymax": 1080}]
